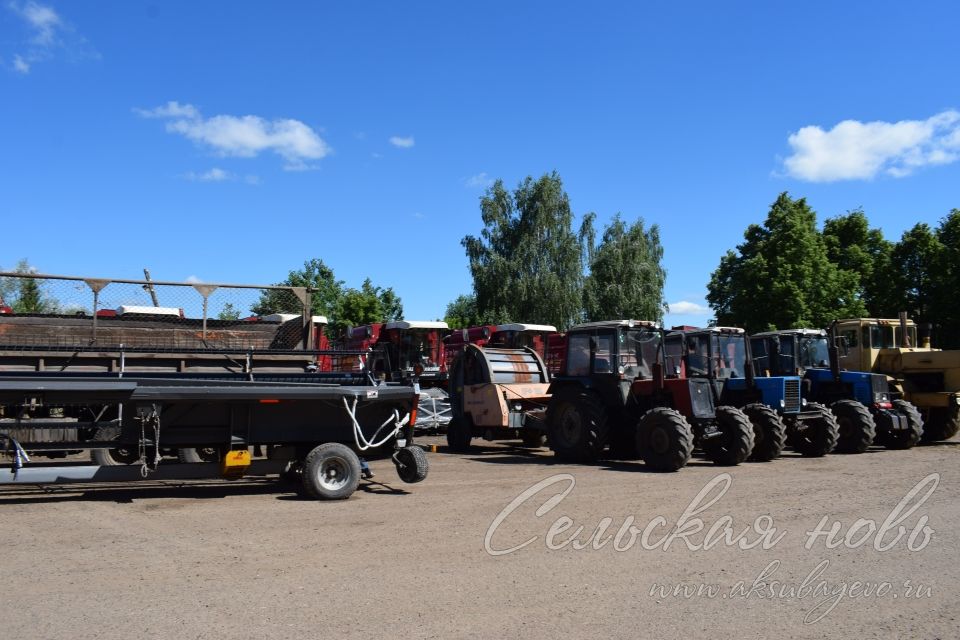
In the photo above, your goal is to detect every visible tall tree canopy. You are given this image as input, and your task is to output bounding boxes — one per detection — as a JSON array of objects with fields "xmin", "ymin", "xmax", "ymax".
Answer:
[
  {"xmin": 822, "ymin": 209, "xmax": 895, "ymax": 316},
  {"xmin": 707, "ymin": 193, "xmax": 865, "ymax": 332},
  {"xmin": 462, "ymin": 172, "xmax": 589, "ymax": 330},
  {"xmin": 443, "ymin": 294, "xmax": 487, "ymax": 329},
  {"xmin": 582, "ymin": 214, "xmax": 667, "ymax": 323},
  {"xmin": 332, "ymin": 278, "xmax": 403, "ymax": 335},
  {"xmin": 0, "ymin": 259, "xmax": 59, "ymax": 313}
]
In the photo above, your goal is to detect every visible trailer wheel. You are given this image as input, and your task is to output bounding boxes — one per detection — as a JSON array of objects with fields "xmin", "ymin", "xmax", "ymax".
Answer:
[
  {"xmin": 521, "ymin": 431, "xmax": 547, "ymax": 449},
  {"xmin": 301, "ymin": 443, "xmax": 361, "ymax": 500},
  {"xmin": 446, "ymin": 415, "xmax": 474, "ymax": 452},
  {"xmin": 921, "ymin": 404, "xmax": 960, "ymax": 442},
  {"xmin": 880, "ymin": 400, "xmax": 923, "ymax": 450},
  {"xmin": 90, "ymin": 427, "xmax": 139, "ymax": 466},
  {"xmin": 703, "ymin": 405, "xmax": 755, "ymax": 466},
  {"xmin": 831, "ymin": 399, "xmax": 876, "ymax": 453},
  {"xmin": 635, "ymin": 407, "xmax": 693, "ymax": 472},
  {"xmin": 790, "ymin": 402, "xmax": 839, "ymax": 457},
  {"xmin": 394, "ymin": 445, "xmax": 429, "ymax": 483},
  {"xmin": 743, "ymin": 403, "xmax": 786, "ymax": 462},
  {"xmin": 177, "ymin": 447, "xmax": 223, "ymax": 463},
  {"xmin": 547, "ymin": 390, "xmax": 608, "ymax": 463}
]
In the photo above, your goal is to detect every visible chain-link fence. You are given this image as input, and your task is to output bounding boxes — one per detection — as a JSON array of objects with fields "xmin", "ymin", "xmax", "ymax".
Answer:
[{"xmin": 0, "ymin": 271, "xmax": 315, "ymax": 351}]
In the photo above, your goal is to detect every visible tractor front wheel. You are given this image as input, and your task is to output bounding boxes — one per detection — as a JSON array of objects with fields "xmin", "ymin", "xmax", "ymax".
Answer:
[
  {"xmin": 635, "ymin": 407, "xmax": 693, "ymax": 472},
  {"xmin": 831, "ymin": 399, "xmax": 876, "ymax": 454},
  {"xmin": 743, "ymin": 403, "xmax": 786, "ymax": 462},
  {"xmin": 703, "ymin": 405, "xmax": 755, "ymax": 466},
  {"xmin": 790, "ymin": 402, "xmax": 839, "ymax": 457},
  {"xmin": 880, "ymin": 400, "xmax": 923, "ymax": 450}
]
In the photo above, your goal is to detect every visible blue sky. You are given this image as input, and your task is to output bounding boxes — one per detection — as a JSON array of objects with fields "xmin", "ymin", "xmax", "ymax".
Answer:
[{"xmin": 2, "ymin": 1, "xmax": 958, "ymax": 327}]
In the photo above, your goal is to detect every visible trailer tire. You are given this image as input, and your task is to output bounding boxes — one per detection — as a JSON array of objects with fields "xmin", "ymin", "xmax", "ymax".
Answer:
[
  {"xmin": 446, "ymin": 415, "xmax": 474, "ymax": 453},
  {"xmin": 635, "ymin": 407, "xmax": 693, "ymax": 472},
  {"xmin": 90, "ymin": 427, "xmax": 139, "ymax": 466},
  {"xmin": 394, "ymin": 445, "xmax": 429, "ymax": 483},
  {"xmin": 521, "ymin": 431, "xmax": 547, "ymax": 448},
  {"xmin": 301, "ymin": 443, "xmax": 361, "ymax": 500},
  {"xmin": 831, "ymin": 399, "xmax": 876, "ymax": 454},
  {"xmin": 880, "ymin": 400, "xmax": 923, "ymax": 450},
  {"xmin": 790, "ymin": 402, "xmax": 839, "ymax": 457},
  {"xmin": 921, "ymin": 404, "xmax": 960, "ymax": 442},
  {"xmin": 177, "ymin": 447, "xmax": 223, "ymax": 463},
  {"xmin": 703, "ymin": 405, "xmax": 755, "ymax": 466},
  {"xmin": 743, "ymin": 403, "xmax": 786, "ymax": 462},
  {"xmin": 547, "ymin": 390, "xmax": 608, "ymax": 463}
]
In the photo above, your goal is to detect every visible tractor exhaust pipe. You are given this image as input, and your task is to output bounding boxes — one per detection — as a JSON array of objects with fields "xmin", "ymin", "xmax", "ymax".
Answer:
[{"xmin": 899, "ymin": 312, "xmax": 909, "ymax": 348}]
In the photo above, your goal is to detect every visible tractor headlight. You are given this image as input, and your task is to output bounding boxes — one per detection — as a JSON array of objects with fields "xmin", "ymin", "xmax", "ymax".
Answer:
[
  {"xmin": 779, "ymin": 399, "xmax": 785, "ymax": 409},
  {"xmin": 801, "ymin": 398, "xmax": 808, "ymax": 407}
]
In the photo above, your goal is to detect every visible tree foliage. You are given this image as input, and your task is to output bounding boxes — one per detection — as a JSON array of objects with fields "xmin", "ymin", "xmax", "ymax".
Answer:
[
  {"xmin": 707, "ymin": 193, "xmax": 865, "ymax": 332},
  {"xmin": 443, "ymin": 294, "xmax": 487, "ymax": 329},
  {"xmin": 822, "ymin": 209, "xmax": 895, "ymax": 316},
  {"xmin": 462, "ymin": 172, "xmax": 591, "ymax": 330},
  {"xmin": 582, "ymin": 214, "xmax": 667, "ymax": 323},
  {"xmin": 331, "ymin": 279, "xmax": 403, "ymax": 336},
  {"xmin": 0, "ymin": 259, "xmax": 59, "ymax": 313}
]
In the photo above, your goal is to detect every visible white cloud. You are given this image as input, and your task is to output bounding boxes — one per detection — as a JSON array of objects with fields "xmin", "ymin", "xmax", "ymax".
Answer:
[
  {"xmin": 12, "ymin": 54, "xmax": 29, "ymax": 73},
  {"xmin": 184, "ymin": 167, "xmax": 233, "ymax": 182},
  {"xmin": 138, "ymin": 102, "xmax": 331, "ymax": 169},
  {"xmin": 6, "ymin": 2, "xmax": 95, "ymax": 73},
  {"xmin": 389, "ymin": 135, "xmax": 415, "ymax": 148},
  {"xmin": 244, "ymin": 174, "xmax": 261, "ymax": 186},
  {"xmin": 668, "ymin": 301, "xmax": 710, "ymax": 315},
  {"xmin": 185, "ymin": 275, "xmax": 202, "ymax": 284},
  {"xmin": 464, "ymin": 172, "xmax": 493, "ymax": 188},
  {"xmin": 782, "ymin": 110, "xmax": 960, "ymax": 182},
  {"xmin": 412, "ymin": 212, "xmax": 425, "ymax": 219}
]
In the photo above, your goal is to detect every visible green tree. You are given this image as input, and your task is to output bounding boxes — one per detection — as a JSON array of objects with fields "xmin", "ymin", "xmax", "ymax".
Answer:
[
  {"xmin": 1, "ymin": 259, "xmax": 59, "ymax": 313},
  {"xmin": 707, "ymin": 193, "xmax": 865, "ymax": 332},
  {"xmin": 443, "ymin": 294, "xmax": 487, "ymax": 329},
  {"xmin": 217, "ymin": 302, "xmax": 241, "ymax": 321},
  {"xmin": 582, "ymin": 214, "xmax": 667, "ymax": 323},
  {"xmin": 822, "ymin": 209, "xmax": 896, "ymax": 316},
  {"xmin": 889, "ymin": 222, "xmax": 943, "ymax": 328},
  {"xmin": 931, "ymin": 209, "xmax": 960, "ymax": 347},
  {"xmin": 251, "ymin": 258, "xmax": 344, "ymax": 317},
  {"xmin": 331, "ymin": 278, "xmax": 403, "ymax": 336},
  {"xmin": 462, "ymin": 172, "xmax": 590, "ymax": 330}
]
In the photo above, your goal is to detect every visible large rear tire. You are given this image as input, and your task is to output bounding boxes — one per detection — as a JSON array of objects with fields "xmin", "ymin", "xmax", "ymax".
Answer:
[
  {"xmin": 880, "ymin": 400, "xmax": 923, "ymax": 450},
  {"xmin": 301, "ymin": 443, "xmax": 361, "ymax": 500},
  {"xmin": 546, "ymin": 390, "xmax": 609, "ymax": 463},
  {"xmin": 831, "ymin": 399, "xmax": 876, "ymax": 454},
  {"xmin": 743, "ymin": 403, "xmax": 786, "ymax": 462},
  {"xmin": 635, "ymin": 407, "xmax": 693, "ymax": 472},
  {"xmin": 703, "ymin": 405, "xmax": 754, "ymax": 466},
  {"xmin": 921, "ymin": 404, "xmax": 960, "ymax": 442},
  {"xmin": 790, "ymin": 402, "xmax": 839, "ymax": 457}
]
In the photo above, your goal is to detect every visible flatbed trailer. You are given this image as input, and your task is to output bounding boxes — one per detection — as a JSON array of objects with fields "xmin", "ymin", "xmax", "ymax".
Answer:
[{"xmin": 0, "ymin": 272, "xmax": 429, "ymax": 499}]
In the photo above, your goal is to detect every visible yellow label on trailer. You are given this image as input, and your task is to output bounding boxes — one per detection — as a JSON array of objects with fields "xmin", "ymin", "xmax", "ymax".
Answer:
[{"xmin": 221, "ymin": 449, "xmax": 251, "ymax": 479}]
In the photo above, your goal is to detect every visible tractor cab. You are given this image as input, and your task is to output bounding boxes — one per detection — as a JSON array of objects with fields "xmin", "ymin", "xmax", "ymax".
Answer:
[
  {"xmin": 488, "ymin": 323, "xmax": 557, "ymax": 361},
  {"xmin": 375, "ymin": 320, "xmax": 450, "ymax": 386},
  {"xmin": 833, "ymin": 318, "xmax": 921, "ymax": 374}
]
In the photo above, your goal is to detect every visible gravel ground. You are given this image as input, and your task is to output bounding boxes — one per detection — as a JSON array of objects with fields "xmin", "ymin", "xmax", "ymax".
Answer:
[{"xmin": 1, "ymin": 436, "xmax": 957, "ymax": 640}]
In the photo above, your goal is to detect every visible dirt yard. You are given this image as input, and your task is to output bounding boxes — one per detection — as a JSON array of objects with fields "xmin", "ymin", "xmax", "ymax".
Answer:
[{"xmin": 1, "ymin": 437, "xmax": 957, "ymax": 640}]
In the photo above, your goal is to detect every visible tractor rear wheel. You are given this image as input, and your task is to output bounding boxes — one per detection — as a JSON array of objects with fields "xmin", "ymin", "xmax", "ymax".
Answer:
[
  {"xmin": 743, "ymin": 403, "xmax": 786, "ymax": 462},
  {"xmin": 546, "ymin": 390, "xmax": 609, "ymax": 463},
  {"xmin": 703, "ymin": 405, "xmax": 754, "ymax": 466},
  {"xmin": 880, "ymin": 400, "xmax": 923, "ymax": 450},
  {"xmin": 831, "ymin": 399, "xmax": 876, "ymax": 454},
  {"xmin": 921, "ymin": 404, "xmax": 960, "ymax": 442},
  {"xmin": 635, "ymin": 407, "xmax": 693, "ymax": 472},
  {"xmin": 446, "ymin": 415, "xmax": 474, "ymax": 453},
  {"xmin": 790, "ymin": 402, "xmax": 839, "ymax": 457}
]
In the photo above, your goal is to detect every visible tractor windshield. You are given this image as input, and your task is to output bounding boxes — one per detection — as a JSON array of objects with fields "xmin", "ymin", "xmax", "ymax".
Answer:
[
  {"xmin": 798, "ymin": 335, "xmax": 830, "ymax": 368},
  {"xmin": 712, "ymin": 333, "xmax": 747, "ymax": 379},
  {"xmin": 683, "ymin": 333, "xmax": 711, "ymax": 377},
  {"xmin": 620, "ymin": 328, "xmax": 659, "ymax": 379}
]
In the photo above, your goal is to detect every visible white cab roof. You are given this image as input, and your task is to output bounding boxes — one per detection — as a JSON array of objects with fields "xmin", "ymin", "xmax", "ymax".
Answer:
[
  {"xmin": 117, "ymin": 305, "xmax": 180, "ymax": 317},
  {"xmin": 496, "ymin": 323, "xmax": 557, "ymax": 333},
  {"xmin": 384, "ymin": 320, "xmax": 449, "ymax": 330}
]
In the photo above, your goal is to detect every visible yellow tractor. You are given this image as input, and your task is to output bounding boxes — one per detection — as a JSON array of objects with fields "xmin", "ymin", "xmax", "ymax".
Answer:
[{"xmin": 834, "ymin": 315, "xmax": 960, "ymax": 441}]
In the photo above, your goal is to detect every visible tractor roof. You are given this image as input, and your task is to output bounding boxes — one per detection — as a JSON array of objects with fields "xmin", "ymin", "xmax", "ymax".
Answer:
[
  {"xmin": 384, "ymin": 320, "xmax": 449, "ymax": 330},
  {"xmin": 835, "ymin": 317, "xmax": 917, "ymax": 327},
  {"xmin": 495, "ymin": 323, "xmax": 557, "ymax": 333},
  {"xmin": 752, "ymin": 328, "xmax": 826, "ymax": 338},
  {"xmin": 670, "ymin": 326, "xmax": 745, "ymax": 335},
  {"xmin": 568, "ymin": 319, "xmax": 659, "ymax": 332}
]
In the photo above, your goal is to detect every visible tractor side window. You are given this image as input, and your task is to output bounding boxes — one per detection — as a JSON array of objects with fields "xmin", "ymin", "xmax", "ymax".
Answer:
[
  {"xmin": 664, "ymin": 336, "xmax": 684, "ymax": 376},
  {"xmin": 566, "ymin": 334, "xmax": 591, "ymax": 376},
  {"xmin": 842, "ymin": 329, "xmax": 858, "ymax": 347},
  {"xmin": 869, "ymin": 325, "xmax": 895, "ymax": 348},
  {"xmin": 624, "ymin": 329, "xmax": 657, "ymax": 379},
  {"xmin": 594, "ymin": 334, "xmax": 613, "ymax": 373},
  {"xmin": 751, "ymin": 338, "xmax": 769, "ymax": 373}
]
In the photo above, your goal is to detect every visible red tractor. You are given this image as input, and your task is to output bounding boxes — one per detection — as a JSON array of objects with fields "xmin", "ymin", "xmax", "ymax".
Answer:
[
  {"xmin": 347, "ymin": 321, "xmax": 450, "ymax": 387},
  {"xmin": 546, "ymin": 320, "xmax": 754, "ymax": 471}
]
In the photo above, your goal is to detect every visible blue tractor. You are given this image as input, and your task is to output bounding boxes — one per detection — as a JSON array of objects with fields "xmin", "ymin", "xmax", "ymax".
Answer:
[
  {"xmin": 750, "ymin": 329, "xmax": 923, "ymax": 452},
  {"xmin": 665, "ymin": 327, "xmax": 839, "ymax": 460}
]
